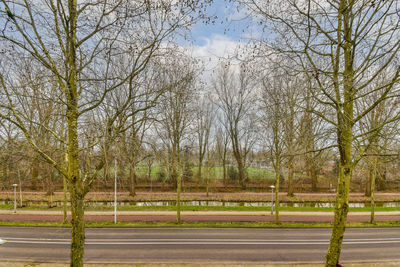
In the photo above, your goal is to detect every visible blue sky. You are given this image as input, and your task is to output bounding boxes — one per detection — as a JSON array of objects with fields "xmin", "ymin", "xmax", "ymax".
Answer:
[
  {"xmin": 186, "ymin": 0, "xmax": 260, "ymax": 73},
  {"xmin": 190, "ymin": 0, "xmax": 251, "ymax": 45}
]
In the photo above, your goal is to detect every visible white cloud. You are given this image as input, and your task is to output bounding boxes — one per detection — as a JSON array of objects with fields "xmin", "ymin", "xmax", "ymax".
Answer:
[{"xmin": 189, "ymin": 34, "xmax": 247, "ymax": 74}]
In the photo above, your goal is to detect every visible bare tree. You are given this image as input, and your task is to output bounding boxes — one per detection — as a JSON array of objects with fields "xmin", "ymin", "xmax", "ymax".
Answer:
[
  {"xmin": 155, "ymin": 51, "xmax": 198, "ymax": 224},
  {"xmin": 213, "ymin": 61, "xmax": 257, "ymax": 189},
  {"xmin": 215, "ymin": 126, "xmax": 230, "ymax": 184},
  {"xmin": 0, "ymin": 1, "xmax": 208, "ymax": 265},
  {"xmin": 244, "ymin": 1, "xmax": 400, "ymax": 265},
  {"xmin": 194, "ymin": 96, "xmax": 213, "ymax": 186},
  {"xmin": 260, "ymin": 71, "xmax": 288, "ymax": 224}
]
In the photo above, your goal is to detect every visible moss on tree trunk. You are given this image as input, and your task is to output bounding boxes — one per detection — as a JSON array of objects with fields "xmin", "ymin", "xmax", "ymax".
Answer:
[
  {"xmin": 70, "ymin": 187, "xmax": 85, "ymax": 267},
  {"xmin": 325, "ymin": 164, "xmax": 351, "ymax": 266}
]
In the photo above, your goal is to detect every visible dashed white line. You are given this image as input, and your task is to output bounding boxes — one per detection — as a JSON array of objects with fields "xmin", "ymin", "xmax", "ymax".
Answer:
[{"xmin": 2, "ymin": 237, "xmax": 400, "ymax": 245}]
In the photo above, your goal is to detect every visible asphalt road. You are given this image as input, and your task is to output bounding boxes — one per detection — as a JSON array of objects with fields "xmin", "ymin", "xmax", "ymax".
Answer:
[{"xmin": 0, "ymin": 227, "xmax": 399, "ymax": 264}]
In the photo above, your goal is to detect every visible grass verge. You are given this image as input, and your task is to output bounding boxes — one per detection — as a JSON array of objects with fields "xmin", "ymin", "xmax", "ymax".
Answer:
[{"xmin": 2, "ymin": 263, "xmax": 400, "ymax": 267}]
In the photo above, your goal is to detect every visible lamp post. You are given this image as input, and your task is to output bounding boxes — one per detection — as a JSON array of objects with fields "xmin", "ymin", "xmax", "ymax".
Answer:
[
  {"xmin": 114, "ymin": 158, "xmax": 117, "ymax": 224},
  {"xmin": 12, "ymin": 184, "xmax": 18, "ymax": 213},
  {"xmin": 269, "ymin": 185, "xmax": 275, "ymax": 215}
]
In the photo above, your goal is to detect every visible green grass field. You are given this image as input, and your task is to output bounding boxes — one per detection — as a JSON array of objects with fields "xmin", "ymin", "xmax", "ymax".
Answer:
[{"xmin": 133, "ymin": 164, "xmax": 276, "ymax": 181}]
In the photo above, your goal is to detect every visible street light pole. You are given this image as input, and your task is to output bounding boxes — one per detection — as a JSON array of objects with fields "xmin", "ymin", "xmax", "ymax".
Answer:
[
  {"xmin": 269, "ymin": 185, "xmax": 275, "ymax": 215},
  {"xmin": 114, "ymin": 158, "xmax": 117, "ymax": 224},
  {"xmin": 12, "ymin": 184, "xmax": 18, "ymax": 213}
]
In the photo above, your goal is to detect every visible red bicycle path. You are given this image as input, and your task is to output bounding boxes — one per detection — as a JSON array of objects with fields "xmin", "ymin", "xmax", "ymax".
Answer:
[{"xmin": 0, "ymin": 212, "xmax": 398, "ymax": 223}]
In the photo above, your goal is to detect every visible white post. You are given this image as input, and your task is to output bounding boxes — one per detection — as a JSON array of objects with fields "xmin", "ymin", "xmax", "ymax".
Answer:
[
  {"xmin": 114, "ymin": 158, "xmax": 117, "ymax": 224},
  {"xmin": 12, "ymin": 184, "xmax": 18, "ymax": 213}
]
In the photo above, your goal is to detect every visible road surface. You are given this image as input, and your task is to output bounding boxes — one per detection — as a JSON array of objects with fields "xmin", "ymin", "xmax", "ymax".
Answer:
[{"xmin": 0, "ymin": 227, "xmax": 399, "ymax": 264}]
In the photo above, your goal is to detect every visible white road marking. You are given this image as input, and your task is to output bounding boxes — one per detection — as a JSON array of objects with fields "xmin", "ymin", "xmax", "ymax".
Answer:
[
  {"xmin": 2, "ymin": 237, "xmax": 400, "ymax": 245},
  {"xmin": 0, "ymin": 239, "xmax": 5, "ymax": 245}
]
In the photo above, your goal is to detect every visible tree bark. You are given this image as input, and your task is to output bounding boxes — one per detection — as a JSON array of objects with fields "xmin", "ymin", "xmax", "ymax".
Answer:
[
  {"xmin": 325, "ymin": 163, "xmax": 351, "ymax": 266},
  {"xmin": 70, "ymin": 186, "xmax": 85, "ymax": 267},
  {"xmin": 31, "ymin": 158, "xmax": 39, "ymax": 190},
  {"xmin": 222, "ymin": 158, "xmax": 226, "ymax": 185},
  {"xmin": 175, "ymin": 143, "xmax": 181, "ymax": 224},
  {"xmin": 274, "ymin": 159, "xmax": 280, "ymax": 224},
  {"xmin": 370, "ymin": 157, "xmax": 377, "ymax": 224},
  {"xmin": 63, "ymin": 153, "xmax": 68, "ymax": 224},
  {"xmin": 287, "ymin": 155, "xmax": 294, "ymax": 197},
  {"xmin": 197, "ymin": 160, "xmax": 202, "ymax": 184},
  {"xmin": 377, "ymin": 166, "xmax": 386, "ymax": 191},
  {"xmin": 129, "ymin": 163, "xmax": 136, "ymax": 197},
  {"xmin": 325, "ymin": 3, "xmax": 354, "ymax": 265},
  {"xmin": 67, "ymin": 1, "xmax": 85, "ymax": 264},
  {"xmin": 103, "ymin": 156, "xmax": 109, "ymax": 189},
  {"xmin": 310, "ymin": 160, "xmax": 318, "ymax": 192},
  {"xmin": 235, "ymin": 154, "xmax": 246, "ymax": 189},
  {"xmin": 67, "ymin": 109, "xmax": 84, "ymax": 267},
  {"xmin": 67, "ymin": 103, "xmax": 85, "ymax": 267},
  {"xmin": 63, "ymin": 174, "xmax": 68, "ymax": 224},
  {"xmin": 365, "ymin": 166, "xmax": 372, "ymax": 197}
]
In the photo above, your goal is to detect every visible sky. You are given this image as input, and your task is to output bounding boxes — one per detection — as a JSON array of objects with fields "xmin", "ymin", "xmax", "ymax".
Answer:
[
  {"xmin": 191, "ymin": 0, "xmax": 252, "ymax": 45},
  {"xmin": 186, "ymin": 0, "xmax": 260, "ymax": 73}
]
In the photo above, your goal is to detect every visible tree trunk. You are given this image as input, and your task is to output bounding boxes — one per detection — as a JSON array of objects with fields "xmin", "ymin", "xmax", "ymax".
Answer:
[
  {"xmin": 377, "ymin": 167, "xmax": 386, "ymax": 191},
  {"xmin": 18, "ymin": 173, "xmax": 23, "ymax": 208},
  {"xmin": 197, "ymin": 159, "xmax": 202, "ymax": 184},
  {"xmin": 46, "ymin": 169, "xmax": 54, "ymax": 196},
  {"xmin": 47, "ymin": 171, "xmax": 54, "ymax": 208},
  {"xmin": 172, "ymin": 141, "xmax": 182, "ymax": 224},
  {"xmin": 67, "ymin": 0, "xmax": 84, "ymax": 263},
  {"xmin": 147, "ymin": 163, "xmax": 152, "ymax": 192},
  {"xmin": 286, "ymin": 103, "xmax": 295, "ymax": 197},
  {"xmin": 206, "ymin": 176, "xmax": 209, "ymax": 197},
  {"xmin": 236, "ymin": 155, "xmax": 246, "ymax": 189},
  {"xmin": 206, "ymin": 150, "xmax": 210, "ymax": 197},
  {"xmin": 326, "ymin": 88, "xmax": 353, "ymax": 266},
  {"xmin": 365, "ymin": 165, "xmax": 372, "ymax": 197},
  {"xmin": 63, "ymin": 153, "xmax": 68, "ymax": 224},
  {"xmin": 103, "ymin": 157, "xmax": 109, "ymax": 189},
  {"xmin": 70, "ymin": 186, "xmax": 85, "ymax": 267},
  {"xmin": 287, "ymin": 155, "xmax": 294, "ymax": 197},
  {"xmin": 176, "ymin": 147, "xmax": 181, "ymax": 224},
  {"xmin": 370, "ymin": 157, "xmax": 377, "ymax": 224},
  {"xmin": 325, "ymin": 5, "xmax": 354, "ymax": 265},
  {"xmin": 222, "ymin": 158, "xmax": 226, "ymax": 185},
  {"xmin": 31, "ymin": 159, "xmax": 39, "ymax": 190},
  {"xmin": 67, "ymin": 114, "xmax": 85, "ymax": 267},
  {"xmin": 176, "ymin": 169, "xmax": 181, "ymax": 224},
  {"xmin": 310, "ymin": 156, "xmax": 318, "ymax": 192},
  {"xmin": 325, "ymin": 163, "xmax": 351, "ymax": 266},
  {"xmin": 63, "ymin": 174, "xmax": 68, "ymax": 224},
  {"xmin": 129, "ymin": 163, "xmax": 136, "ymax": 197},
  {"xmin": 274, "ymin": 159, "xmax": 280, "ymax": 224}
]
